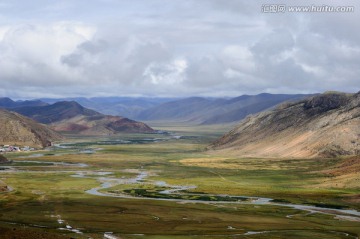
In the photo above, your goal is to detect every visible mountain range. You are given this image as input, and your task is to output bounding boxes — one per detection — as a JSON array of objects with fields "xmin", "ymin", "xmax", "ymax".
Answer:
[
  {"xmin": 31, "ymin": 93, "xmax": 312, "ymax": 125},
  {"xmin": 39, "ymin": 97, "xmax": 174, "ymax": 119},
  {"xmin": 136, "ymin": 93, "xmax": 313, "ymax": 124},
  {"xmin": 210, "ymin": 91, "xmax": 360, "ymax": 158},
  {"xmin": 1, "ymin": 91, "xmax": 358, "ymax": 156},
  {"xmin": 11, "ymin": 101, "xmax": 154, "ymax": 135}
]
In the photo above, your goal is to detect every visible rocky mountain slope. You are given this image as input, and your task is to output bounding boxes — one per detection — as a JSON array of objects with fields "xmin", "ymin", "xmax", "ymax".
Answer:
[
  {"xmin": 210, "ymin": 92, "xmax": 360, "ymax": 158},
  {"xmin": 12, "ymin": 101, "xmax": 154, "ymax": 135},
  {"xmin": 0, "ymin": 109, "xmax": 63, "ymax": 148}
]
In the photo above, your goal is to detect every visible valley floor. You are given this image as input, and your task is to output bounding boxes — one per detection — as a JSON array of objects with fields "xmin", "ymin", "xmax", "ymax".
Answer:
[{"xmin": 0, "ymin": 125, "xmax": 359, "ymax": 239}]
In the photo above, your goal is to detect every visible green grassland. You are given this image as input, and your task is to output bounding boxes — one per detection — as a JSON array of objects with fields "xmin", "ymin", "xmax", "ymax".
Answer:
[{"xmin": 0, "ymin": 125, "xmax": 359, "ymax": 238}]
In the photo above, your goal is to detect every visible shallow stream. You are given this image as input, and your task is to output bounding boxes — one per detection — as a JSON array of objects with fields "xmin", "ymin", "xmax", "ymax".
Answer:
[{"xmin": 74, "ymin": 170, "xmax": 360, "ymax": 222}]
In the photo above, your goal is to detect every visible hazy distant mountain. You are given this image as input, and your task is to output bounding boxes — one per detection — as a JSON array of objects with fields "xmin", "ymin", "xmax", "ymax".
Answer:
[
  {"xmin": 202, "ymin": 93, "xmax": 313, "ymax": 124},
  {"xmin": 137, "ymin": 93, "xmax": 312, "ymax": 124},
  {"xmin": 2, "ymin": 93, "xmax": 315, "ymax": 125},
  {"xmin": 39, "ymin": 97, "xmax": 174, "ymax": 118},
  {"xmin": 0, "ymin": 97, "xmax": 48, "ymax": 109},
  {"xmin": 210, "ymin": 92, "xmax": 360, "ymax": 158},
  {"xmin": 0, "ymin": 109, "xmax": 63, "ymax": 148},
  {"xmin": 136, "ymin": 97, "xmax": 224, "ymax": 122},
  {"xmin": 12, "ymin": 101, "xmax": 154, "ymax": 135}
]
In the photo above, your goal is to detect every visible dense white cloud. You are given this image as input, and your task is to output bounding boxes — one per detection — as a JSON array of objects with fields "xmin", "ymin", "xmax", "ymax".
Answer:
[
  {"xmin": 144, "ymin": 58, "xmax": 187, "ymax": 85},
  {"xmin": 0, "ymin": 0, "xmax": 359, "ymax": 98},
  {"xmin": 0, "ymin": 22, "xmax": 95, "ymax": 87}
]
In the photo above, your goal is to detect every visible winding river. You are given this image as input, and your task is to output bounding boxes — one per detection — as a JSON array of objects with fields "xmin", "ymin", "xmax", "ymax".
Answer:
[
  {"xmin": 3, "ymin": 155, "xmax": 360, "ymax": 222},
  {"xmin": 75, "ymin": 170, "xmax": 360, "ymax": 223},
  {"xmin": 2, "ymin": 155, "xmax": 360, "ymax": 238}
]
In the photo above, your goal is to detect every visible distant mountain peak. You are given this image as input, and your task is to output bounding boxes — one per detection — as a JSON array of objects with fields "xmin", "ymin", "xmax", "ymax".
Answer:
[{"xmin": 53, "ymin": 100, "xmax": 83, "ymax": 107}]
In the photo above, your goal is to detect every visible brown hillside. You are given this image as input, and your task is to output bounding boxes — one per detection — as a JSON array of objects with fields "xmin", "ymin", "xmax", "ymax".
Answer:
[
  {"xmin": 0, "ymin": 109, "xmax": 63, "ymax": 148},
  {"xmin": 51, "ymin": 115, "xmax": 154, "ymax": 135},
  {"xmin": 210, "ymin": 92, "xmax": 360, "ymax": 158}
]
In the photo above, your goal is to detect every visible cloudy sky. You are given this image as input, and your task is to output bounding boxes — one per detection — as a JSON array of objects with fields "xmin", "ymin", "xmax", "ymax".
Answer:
[{"xmin": 0, "ymin": 0, "xmax": 359, "ymax": 98}]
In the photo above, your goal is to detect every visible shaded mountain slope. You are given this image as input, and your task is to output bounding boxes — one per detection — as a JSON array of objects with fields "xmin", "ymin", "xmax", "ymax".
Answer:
[
  {"xmin": 136, "ymin": 97, "xmax": 221, "ymax": 122},
  {"xmin": 202, "ymin": 93, "xmax": 309, "ymax": 124},
  {"xmin": 137, "ymin": 93, "xmax": 311, "ymax": 124},
  {"xmin": 0, "ymin": 109, "xmax": 63, "ymax": 148},
  {"xmin": 210, "ymin": 92, "xmax": 360, "ymax": 158}
]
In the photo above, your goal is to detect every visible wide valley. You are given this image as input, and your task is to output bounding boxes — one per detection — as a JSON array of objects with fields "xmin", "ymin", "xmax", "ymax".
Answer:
[{"xmin": 0, "ymin": 125, "xmax": 359, "ymax": 239}]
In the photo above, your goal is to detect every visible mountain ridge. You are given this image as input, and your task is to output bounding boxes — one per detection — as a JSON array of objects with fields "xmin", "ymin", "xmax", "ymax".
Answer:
[
  {"xmin": 0, "ymin": 97, "xmax": 48, "ymax": 109},
  {"xmin": 12, "ymin": 101, "xmax": 101, "ymax": 124}
]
